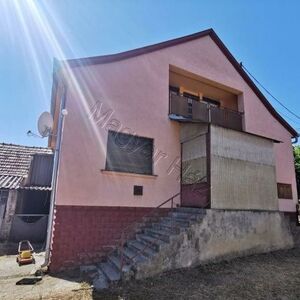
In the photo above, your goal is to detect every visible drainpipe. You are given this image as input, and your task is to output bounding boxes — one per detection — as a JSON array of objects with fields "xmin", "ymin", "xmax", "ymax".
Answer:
[
  {"xmin": 42, "ymin": 76, "xmax": 67, "ymax": 269},
  {"xmin": 292, "ymin": 136, "xmax": 298, "ymax": 144}
]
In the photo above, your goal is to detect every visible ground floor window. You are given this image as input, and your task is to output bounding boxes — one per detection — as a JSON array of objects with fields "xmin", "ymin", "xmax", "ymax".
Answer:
[{"xmin": 105, "ymin": 130, "xmax": 154, "ymax": 175}]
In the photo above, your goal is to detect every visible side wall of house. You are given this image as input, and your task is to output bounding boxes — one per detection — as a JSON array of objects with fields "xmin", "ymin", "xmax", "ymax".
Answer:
[
  {"xmin": 50, "ymin": 35, "xmax": 297, "ymax": 270},
  {"xmin": 210, "ymin": 125, "xmax": 278, "ymax": 210},
  {"xmin": 56, "ymin": 35, "xmax": 297, "ymax": 209}
]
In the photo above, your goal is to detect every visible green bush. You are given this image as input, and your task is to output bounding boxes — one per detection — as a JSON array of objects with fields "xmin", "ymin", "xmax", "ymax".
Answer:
[{"xmin": 294, "ymin": 145, "xmax": 300, "ymax": 198}]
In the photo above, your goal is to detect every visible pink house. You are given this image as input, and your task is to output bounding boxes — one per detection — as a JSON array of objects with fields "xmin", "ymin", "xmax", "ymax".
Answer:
[{"xmin": 46, "ymin": 29, "xmax": 298, "ymax": 283}]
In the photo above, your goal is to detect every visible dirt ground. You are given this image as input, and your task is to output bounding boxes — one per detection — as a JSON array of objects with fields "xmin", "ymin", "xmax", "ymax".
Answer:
[
  {"xmin": 95, "ymin": 248, "xmax": 300, "ymax": 300},
  {"xmin": 0, "ymin": 252, "xmax": 85, "ymax": 300},
  {"xmin": 1, "ymin": 248, "xmax": 300, "ymax": 300}
]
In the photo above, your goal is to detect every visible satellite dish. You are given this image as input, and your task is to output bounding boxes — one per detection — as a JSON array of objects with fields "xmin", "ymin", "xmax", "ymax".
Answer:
[{"xmin": 37, "ymin": 112, "xmax": 53, "ymax": 137}]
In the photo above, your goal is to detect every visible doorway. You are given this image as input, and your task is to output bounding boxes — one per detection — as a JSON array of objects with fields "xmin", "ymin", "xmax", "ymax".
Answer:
[{"xmin": 180, "ymin": 124, "xmax": 210, "ymax": 208}]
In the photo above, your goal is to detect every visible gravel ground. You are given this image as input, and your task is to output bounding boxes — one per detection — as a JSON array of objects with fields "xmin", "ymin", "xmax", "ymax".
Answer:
[{"xmin": 94, "ymin": 248, "xmax": 300, "ymax": 300}]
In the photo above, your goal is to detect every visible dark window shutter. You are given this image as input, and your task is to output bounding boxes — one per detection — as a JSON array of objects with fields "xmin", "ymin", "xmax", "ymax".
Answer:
[
  {"xmin": 105, "ymin": 131, "xmax": 153, "ymax": 175},
  {"xmin": 277, "ymin": 183, "xmax": 293, "ymax": 199}
]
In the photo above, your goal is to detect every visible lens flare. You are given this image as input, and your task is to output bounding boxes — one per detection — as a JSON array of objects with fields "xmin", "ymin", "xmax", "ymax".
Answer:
[{"xmin": 1, "ymin": 0, "xmax": 107, "ymax": 152}]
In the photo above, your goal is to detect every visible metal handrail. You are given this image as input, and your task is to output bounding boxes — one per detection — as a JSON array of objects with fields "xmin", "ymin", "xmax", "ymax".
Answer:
[
  {"xmin": 169, "ymin": 94, "xmax": 243, "ymax": 131},
  {"xmin": 118, "ymin": 193, "xmax": 180, "ymax": 275},
  {"xmin": 97, "ymin": 193, "xmax": 180, "ymax": 278}
]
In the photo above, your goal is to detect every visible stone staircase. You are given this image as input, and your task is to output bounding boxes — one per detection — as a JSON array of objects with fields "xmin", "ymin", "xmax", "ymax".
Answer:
[{"xmin": 82, "ymin": 207, "xmax": 206, "ymax": 290}]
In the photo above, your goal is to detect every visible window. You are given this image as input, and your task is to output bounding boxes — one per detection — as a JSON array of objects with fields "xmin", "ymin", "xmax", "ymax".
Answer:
[
  {"xmin": 202, "ymin": 97, "xmax": 220, "ymax": 107},
  {"xmin": 277, "ymin": 183, "xmax": 293, "ymax": 199},
  {"xmin": 105, "ymin": 131, "xmax": 154, "ymax": 175}
]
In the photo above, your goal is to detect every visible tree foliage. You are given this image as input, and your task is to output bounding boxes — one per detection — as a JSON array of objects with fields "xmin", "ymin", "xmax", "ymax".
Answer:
[{"xmin": 294, "ymin": 145, "xmax": 300, "ymax": 198}]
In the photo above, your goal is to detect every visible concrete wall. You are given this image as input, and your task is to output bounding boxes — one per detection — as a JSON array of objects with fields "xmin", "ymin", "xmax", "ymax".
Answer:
[
  {"xmin": 136, "ymin": 209, "xmax": 294, "ymax": 279},
  {"xmin": 54, "ymin": 34, "xmax": 297, "ymax": 211},
  {"xmin": 210, "ymin": 125, "xmax": 278, "ymax": 210},
  {"xmin": 9, "ymin": 215, "xmax": 48, "ymax": 243}
]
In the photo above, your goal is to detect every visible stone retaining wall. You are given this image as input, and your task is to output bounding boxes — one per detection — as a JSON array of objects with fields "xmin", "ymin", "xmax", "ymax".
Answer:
[{"xmin": 136, "ymin": 209, "xmax": 294, "ymax": 279}]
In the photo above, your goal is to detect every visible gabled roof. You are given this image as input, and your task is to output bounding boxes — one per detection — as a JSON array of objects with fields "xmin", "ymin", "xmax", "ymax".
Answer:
[
  {"xmin": 0, "ymin": 143, "xmax": 53, "ymax": 190},
  {"xmin": 60, "ymin": 28, "xmax": 298, "ymax": 138}
]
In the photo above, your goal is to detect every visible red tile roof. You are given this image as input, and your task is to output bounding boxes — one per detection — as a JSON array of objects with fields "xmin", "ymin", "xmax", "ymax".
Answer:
[{"xmin": 0, "ymin": 143, "xmax": 52, "ymax": 189}]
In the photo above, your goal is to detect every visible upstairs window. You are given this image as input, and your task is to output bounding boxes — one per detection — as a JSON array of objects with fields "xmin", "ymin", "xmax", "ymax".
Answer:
[
  {"xmin": 105, "ymin": 131, "xmax": 153, "ymax": 175},
  {"xmin": 202, "ymin": 97, "xmax": 220, "ymax": 107}
]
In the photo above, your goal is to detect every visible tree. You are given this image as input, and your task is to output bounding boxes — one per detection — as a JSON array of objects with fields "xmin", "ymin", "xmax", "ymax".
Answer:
[{"xmin": 294, "ymin": 145, "xmax": 300, "ymax": 198}]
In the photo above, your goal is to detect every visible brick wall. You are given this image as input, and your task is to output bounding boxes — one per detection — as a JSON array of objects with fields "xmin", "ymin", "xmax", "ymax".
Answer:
[{"xmin": 49, "ymin": 205, "xmax": 168, "ymax": 272}]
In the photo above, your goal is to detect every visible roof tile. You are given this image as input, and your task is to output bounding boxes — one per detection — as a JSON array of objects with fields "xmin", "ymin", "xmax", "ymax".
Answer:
[{"xmin": 0, "ymin": 143, "xmax": 53, "ymax": 189}]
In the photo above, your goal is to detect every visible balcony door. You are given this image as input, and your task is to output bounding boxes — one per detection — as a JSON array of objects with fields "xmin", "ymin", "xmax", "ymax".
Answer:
[{"xmin": 180, "ymin": 124, "xmax": 210, "ymax": 208}]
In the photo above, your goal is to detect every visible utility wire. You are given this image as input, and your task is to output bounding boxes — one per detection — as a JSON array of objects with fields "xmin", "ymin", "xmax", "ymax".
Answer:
[
  {"xmin": 240, "ymin": 62, "xmax": 300, "ymax": 120},
  {"xmin": 276, "ymin": 109, "xmax": 300, "ymax": 127}
]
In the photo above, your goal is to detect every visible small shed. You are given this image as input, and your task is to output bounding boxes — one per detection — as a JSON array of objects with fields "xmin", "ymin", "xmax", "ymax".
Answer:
[{"xmin": 0, "ymin": 143, "xmax": 53, "ymax": 247}]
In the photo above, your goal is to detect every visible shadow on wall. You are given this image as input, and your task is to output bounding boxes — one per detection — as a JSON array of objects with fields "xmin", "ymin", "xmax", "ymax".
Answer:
[{"xmin": 9, "ymin": 215, "xmax": 48, "ymax": 243}]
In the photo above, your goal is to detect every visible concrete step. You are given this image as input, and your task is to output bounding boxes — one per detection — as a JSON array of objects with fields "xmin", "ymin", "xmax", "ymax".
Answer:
[
  {"xmin": 175, "ymin": 207, "xmax": 206, "ymax": 214},
  {"xmin": 107, "ymin": 254, "xmax": 131, "ymax": 273},
  {"xmin": 169, "ymin": 211, "xmax": 205, "ymax": 222},
  {"xmin": 127, "ymin": 240, "xmax": 157, "ymax": 258},
  {"xmin": 98, "ymin": 262, "xmax": 121, "ymax": 282},
  {"xmin": 152, "ymin": 222, "xmax": 183, "ymax": 234},
  {"xmin": 142, "ymin": 215, "xmax": 161, "ymax": 224},
  {"xmin": 143, "ymin": 228, "xmax": 171, "ymax": 242},
  {"xmin": 92, "ymin": 269, "xmax": 109, "ymax": 290},
  {"xmin": 122, "ymin": 246, "xmax": 148, "ymax": 264},
  {"xmin": 169, "ymin": 211, "xmax": 195, "ymax": 219},
  {"xmin": 161, "ymin": 217, "xmax": 191, "ymax": 227},
  {"xmin": 136, "ymin": 234, "xmax": 168, "ymax": 251}
]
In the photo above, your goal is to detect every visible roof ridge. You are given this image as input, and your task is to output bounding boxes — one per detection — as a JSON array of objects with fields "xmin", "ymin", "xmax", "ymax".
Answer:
[{"xmin": 63, "ymin": 28, "xmax": 214, "ymax": 68}]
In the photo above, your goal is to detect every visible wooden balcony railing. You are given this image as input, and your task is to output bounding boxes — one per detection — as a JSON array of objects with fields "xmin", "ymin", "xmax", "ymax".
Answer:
[{"xmin": 169, "ymin": 94, "xmax": 243, "ymax": 131}]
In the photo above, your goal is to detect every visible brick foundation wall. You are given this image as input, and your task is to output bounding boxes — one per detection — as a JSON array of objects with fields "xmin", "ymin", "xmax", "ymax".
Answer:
[{"xmin": 49, "ymin": 205, "xmax": 168, "ymax": 272}]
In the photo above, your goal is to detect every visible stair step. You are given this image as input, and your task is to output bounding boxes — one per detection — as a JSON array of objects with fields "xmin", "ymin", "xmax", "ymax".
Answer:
[
  {"xmin": 98, "ymin": 262, "xmax": 121, "ymax": 282},
  {"xmin": 122, "ymin": 246, "xmax": 148, "ymax": 264},
  {"xmin": 127, "ymin": 240, "xmax": 157, "ymax": 257},
  {"xmin": 107, "ymin": 254, "xmax": 131, "ymax": 273},
  {"xmin": 136, "ymin": 234, "xmax": 167, "ymax": 251},
  {"xmin": 175, "ymin": 207, "xmax": 206, "ymax": 214},
  {"xmin": 143, "ymin": 228, "xmax": 171, "ymax": 242},
  {"xmin": 162, "ymin": 217, "xmax": 191, "ymax": 227},
  {"xmin": 152, "ymin": 222, "xmax": 182, "ymax": 233},
  {"xmin": 169, "ymin": 212, "xmax": 205, "ymax": 222},
  {"xmin": 93, "ymin": 269, "xmax": 109, "ymax": 290}
]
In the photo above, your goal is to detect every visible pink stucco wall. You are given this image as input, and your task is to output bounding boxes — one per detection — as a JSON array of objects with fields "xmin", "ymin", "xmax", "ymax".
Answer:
[{"xmin": 55, "ymin": 35, "xmax": 297, "ymax": 211}]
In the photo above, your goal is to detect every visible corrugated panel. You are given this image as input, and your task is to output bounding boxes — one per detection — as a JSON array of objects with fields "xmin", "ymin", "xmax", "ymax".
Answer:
[
  {"xmin": 19, "ymin": 186, "xmax": 52, "ymax": 191},
  {"xmin": 0, "ymin": 175, "xmax": 23, "ymax": 189},
  {"xmin": 27, "ymin": 154, "xmax": 54, "ymax": 186}
]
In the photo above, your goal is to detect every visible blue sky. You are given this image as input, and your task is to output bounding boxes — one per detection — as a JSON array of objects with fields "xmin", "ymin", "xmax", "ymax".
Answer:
[{"xmin": 0, "ymin": 0, "xmax": 299, "ymax": 147}]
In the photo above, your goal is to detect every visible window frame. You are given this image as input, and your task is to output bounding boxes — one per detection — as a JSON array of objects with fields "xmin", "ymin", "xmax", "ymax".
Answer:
[{"xmin": 104, "ymin": 130, "xmax": 154, "ymax": 176}]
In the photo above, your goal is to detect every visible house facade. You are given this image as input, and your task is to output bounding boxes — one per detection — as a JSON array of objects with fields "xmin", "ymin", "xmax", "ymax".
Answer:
[
  {"xmin": 48, "ymin": 29, "xmax": 298, "ymax": 272},
  {"xmin": 0, "ymin": 143, "xmax": 53, "ymax": 253}
]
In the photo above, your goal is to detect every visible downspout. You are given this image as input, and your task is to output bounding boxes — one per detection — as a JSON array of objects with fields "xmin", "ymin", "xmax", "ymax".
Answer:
[
  {"xmin": 292, "ymin": 136, "xmax": 298, "ymax": 144},
  {"xmin": 42, "ymin": 73, "xmax": 67, "ymax": 269}
]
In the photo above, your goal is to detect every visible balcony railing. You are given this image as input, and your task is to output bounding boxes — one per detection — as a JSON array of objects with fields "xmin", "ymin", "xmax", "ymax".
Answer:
[{"xmin": 169, "ymin": 94, "xmax": 243, "ymax": 131}]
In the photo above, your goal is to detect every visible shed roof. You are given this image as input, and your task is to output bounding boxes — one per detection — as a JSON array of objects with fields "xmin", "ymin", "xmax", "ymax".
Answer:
[{"xmin": 0, "ymin": 143, "xmax": 53, "ymax": 190}]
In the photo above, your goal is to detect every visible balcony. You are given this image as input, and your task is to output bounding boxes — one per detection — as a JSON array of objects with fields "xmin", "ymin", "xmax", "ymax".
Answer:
[{"xmin": 169, "ymin": 94, "xmax": 243, "ymax": 131}]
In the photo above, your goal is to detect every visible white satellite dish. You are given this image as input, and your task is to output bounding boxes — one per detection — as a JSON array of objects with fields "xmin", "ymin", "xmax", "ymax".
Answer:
[{"xmin": 37, "ymin": 112, "xmax": 53, "ymax": 137}]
